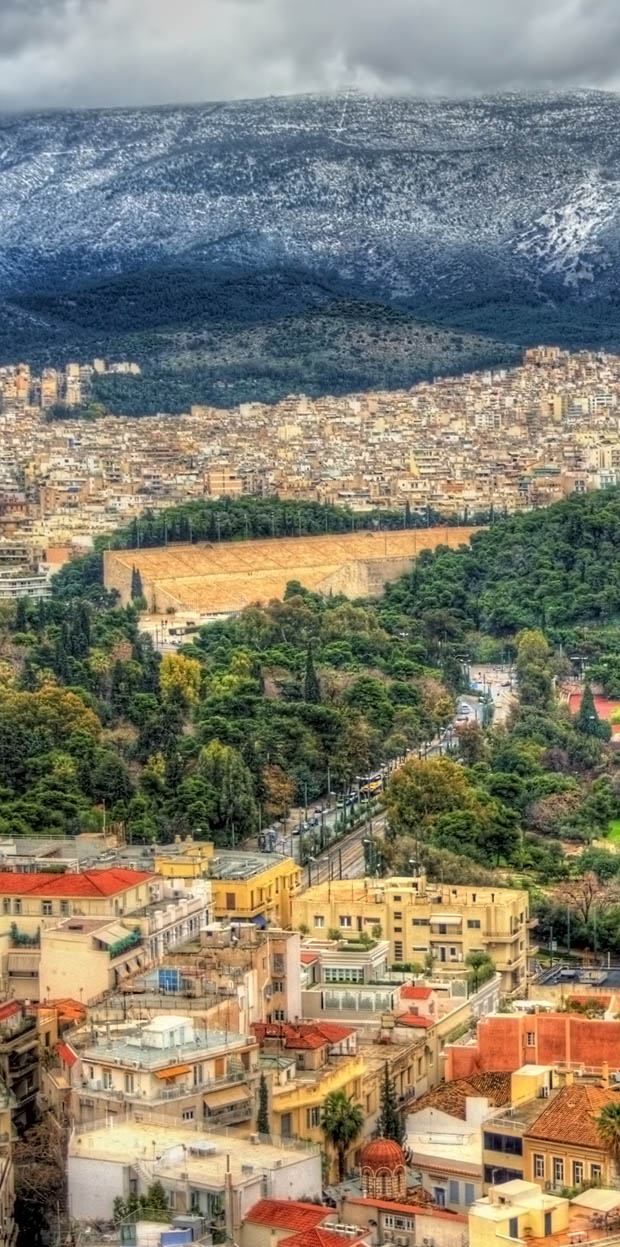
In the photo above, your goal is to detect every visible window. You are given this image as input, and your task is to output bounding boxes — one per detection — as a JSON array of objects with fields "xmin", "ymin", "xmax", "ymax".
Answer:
[
  {"xmin": 13, "ymin": 900, "xmax": 21, "ymax": 915},
  {"xmin": 182, "ymin": 1108, "xmax": 195, "ymax": 1121},
  {"xmin": 591, "ymin": 1164, "xmax": 602, "ymax": 1182},
  {"xmin": 42, "ymin": 901, "xmax": 53, "ymax": 916},
  {"xmin": 483, "ymin": 1133, "xmax": 523, "ymax": 1156},
  {"xmin": 273, "ymin": 1009, "xmax": 285, "ymax": 1021},
  {"xmin": 526, "ymin": 1031, "xmax": 535, "ymax": 1046},
  {"xmin": 465, "ymin": 1184, "xmax": 475, "ymax": 1207},
  {"xmin": 314, "ymin": 915, "xmax": 325, "ymax": 928},
  {"xmin": 272, "ymin": 980, "xmax": 284, "ymax": 993},
  {"xmin": 281, "ymin": 1113, "xmax": 292, "ymax": 1138},
  {"xmin": 394, "ymin": 926, "xmax": 402, "ymax": 934},
  {"xmin": 339, "ymin": 916, "xmax": 353, "ymax": 928},
  {"xmin": 534, "ymin": 1154, "xmax": 545, "ymax": 1180},
  {"xmin": 307, "ymin": 1106, "xmax": 321, "ymax": 1128},
  {"xmin": 325, "ymin": 967, "xmax": 364, "ymax": 984},
  {"xmin": 467, "ymin": 919, "xmax": 481, "ymax": 929},
  {"xmin": 394, "ymin": 941, "xmax": 403, "ymax": 961},
  {"xmin": 394, "ymin": 912, "xmax": 402, "ymax": 921},
  {"xmin": 509, "ymin": 1219, "xmax": 519, "ymax": 1241},
  {"xmin": 102, "ymin": 1071, "xmax": 112, "ymax": 1090},
  {"xmin": 193, "ymin": 1064, "xmax": 204, "ymax": 1086},
  {"xmin": 433, "ymin": 1188, "xmax": 446, "ymax": 1208},
  {"xmin": 573, "ymin": 1161, "xmax": 584, "ymax": 1186},
  {"xmin": 553, "ymin": 1157, "xmax": 564, "ymax": 1186},
  {"xmin": 412, "ymin": 918, "xmax": 428, "ymax": 926},
  {"xmin": 438, "ymin": 923, "xmax": 447, "ymax": 935},
  {"xmin": 124, "ymin": 1073, "xmax": 134, "ymax": 1093},
  {"xmin": 60, "ymin": 900, "xmax": 69, "ymax": 916},
  {"xmin": 449, "ymin": 1180, "xmax": 459, "ymax": 1205},
  {"xmin": 225, "ymin": 892, "xmax": 235, "ymax": 910},
  {"xmin": 2, "ymin": 899, "xmax": 9, "ymax": 915}
]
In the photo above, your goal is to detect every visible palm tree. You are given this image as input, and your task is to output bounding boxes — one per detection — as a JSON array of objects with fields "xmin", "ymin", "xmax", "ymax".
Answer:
[
  {"xmin": 597, "ymin": 1103, "xmax": 620, "ymax": 1175},
  {"xmin": 321, "ymin": 1090, "xmax": 364, "ymax": 1182}
]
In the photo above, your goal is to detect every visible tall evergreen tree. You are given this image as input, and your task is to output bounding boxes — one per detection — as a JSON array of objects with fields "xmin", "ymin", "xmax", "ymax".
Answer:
[
  {"xmin": 14, "ymin": 597, "xmax": 28, "ymax": 632},
  {"xmin": 576, "ymin": 681, "xmax": 603, "ymax": 737},
  {"xmin": 378, "ymin": 1061, "xmax": 405, "ymax": 1146},
  {"xmin": 257, "ymin": 1072, "xmax": 269, "ymax": 1135},
  {"xmin": 404, "ymin": 499, "xmax": 412, "ymax": 529},
  {"xmin": 304, "ymin": 645, "xmax": 320, "ymax": 704},
  {"xmin": 131, "ymin": 566, "xmax": 144, "ymax": 601}
]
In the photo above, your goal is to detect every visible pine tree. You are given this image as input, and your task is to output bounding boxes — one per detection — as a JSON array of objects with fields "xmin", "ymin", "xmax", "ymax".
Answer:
[
  {"xmin": 378, "ymin": 1061, "xmax": 405, "ymax": 1146},
  {"xmin": 304, "ymin": 645, "xmax": 320, "ymax": 704},
  {"xmin": 404, "ymin": 500, "xmax": 412, "ymax": 529},
  {"xmin": 257, "ymin": 1072, "xmax": 269, "ymax": 1135},
  {"xmin": 576, "ymin": 681, "xmax": 602, "ymax": 737}
]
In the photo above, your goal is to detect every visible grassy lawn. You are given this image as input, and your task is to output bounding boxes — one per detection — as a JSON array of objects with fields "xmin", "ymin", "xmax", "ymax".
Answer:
[{"xmin": 607, "ymin": 819, "xmax": 620, "ymax": 843}]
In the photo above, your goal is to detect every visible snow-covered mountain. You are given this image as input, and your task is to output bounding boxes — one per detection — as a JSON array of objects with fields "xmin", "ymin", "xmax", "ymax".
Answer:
[{"xmin": 0, "ymin": 89, "xmax": 619, "ymax": 306}]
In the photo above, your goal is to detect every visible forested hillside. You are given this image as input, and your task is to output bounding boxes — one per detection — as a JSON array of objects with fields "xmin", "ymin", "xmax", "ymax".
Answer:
[{"xmin": 5, "ymin": 488, "xmax": 620, "ymax": 958}]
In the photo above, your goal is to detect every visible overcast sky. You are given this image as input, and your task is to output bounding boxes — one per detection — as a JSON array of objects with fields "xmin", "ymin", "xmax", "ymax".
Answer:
[{"xmin": 1, "ymin": 0, "xmax": 620, "ymax": 111}]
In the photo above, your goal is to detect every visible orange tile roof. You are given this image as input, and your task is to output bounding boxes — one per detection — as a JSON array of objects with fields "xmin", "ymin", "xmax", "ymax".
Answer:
[
  {"xmin": 253, "ymin": 1021, "xmax": 355, "ymax": 1050},
  {"xmin": 413, "ymin": 1072, "xmax": 512, "ymax": 1121},
  {"xmin": 527, "ymin": 1083, "xmax": 620, "ymax": 1149},
  {"xmin": 0, "ymin": 868, "xmax": 156, "ymax": 898},
  {"xmin": 401, "ymin": 986, "xmax": 434, "ymax": 1000},
  {"xmin": 245, "ymin": 1201, "xmax": 331, "ymax": 1231},
  {"xmin": 300, "ymin": 952, "xmax": 320, "ymax": 964}
]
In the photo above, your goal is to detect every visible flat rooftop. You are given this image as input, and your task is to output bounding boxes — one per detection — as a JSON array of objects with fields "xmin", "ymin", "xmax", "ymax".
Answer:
[
  {"xmin": 81, "ymin": 1025, "xmax": 250, "ymax": 1069},
  {"xmin": 209, "ymin": 850, "xmax": 292, "ymax": 880},
  {"xmin": 70, "ymin": 1119, "xmax": 317, "ymax": 1183}
]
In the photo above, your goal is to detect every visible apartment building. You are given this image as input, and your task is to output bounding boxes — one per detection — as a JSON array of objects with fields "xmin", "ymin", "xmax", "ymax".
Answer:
[
  {"xmin": 0, "ymin": 1001, "xmax": 58, "ymax": 1133},
  {"xmin": 0, "ymin": 872, "xmax": 212, "ymax": 1003},
  {"xmin": 253, "ymin": 1021, "xmax": 365, "ymax": 1178},
  {"xmin": 72, "ymin": 1012, "xmax": 259, "ymax": 1130},
  {"xmin": 293, "ymin": 872, "xmax": 529, "ymax": 994},
  {"xmin": 469, "ymin": 1181, "xmax": 567, "ymax": 1247},
  {"xmin": 208, "ymin": 851, "xmax": 301, "ymax": 928},
  {"xmin": 445, "ymin": 1010, "xmax": 620, "ymax": 1080},
  {"xmin": 67, "ymin": 1117, "xmax": 322, "ymax": 1229}
]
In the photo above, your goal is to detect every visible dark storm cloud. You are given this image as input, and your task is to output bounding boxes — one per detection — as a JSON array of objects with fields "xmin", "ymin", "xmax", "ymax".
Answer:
[{"xmin": 2, "ymin": 0, "xmax": 620, "ymax": 109}]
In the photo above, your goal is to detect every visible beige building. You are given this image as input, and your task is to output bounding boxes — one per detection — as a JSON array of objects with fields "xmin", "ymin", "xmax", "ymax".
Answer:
[
  {"xmin": 293, "ymin": 872, "xmax": 529, "ymax": 994},
  {"xmin": 71, "ymin": 1012, "xmax": 260, "ymax": 1129}
]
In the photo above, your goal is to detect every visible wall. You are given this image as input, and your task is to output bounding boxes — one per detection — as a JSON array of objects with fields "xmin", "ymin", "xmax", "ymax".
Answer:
[
  {"xmin": 267, "ymin": 1153, "xmax": 322, "ymax": 1204},
  {"xmin": 445, "ymin": 1013, "xmax": 620, "ymax": 1080},
  {"xmin": 67, "ymin": 1155, "xmax": 127, "ymax": 1220}
]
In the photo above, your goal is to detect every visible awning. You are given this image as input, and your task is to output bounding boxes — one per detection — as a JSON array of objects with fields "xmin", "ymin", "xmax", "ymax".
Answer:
[
  {"xmin": 7, "ymin": 952, "xmax": 40, "ymax": 973},
  {"xmin": 204, "ymin": 1085, "xmax": 250, "ymax": 1109},
  {"xmin": 429, "ymin": 915, "xmax": 462, "ymax": 924},
  {"xmin": 154, "ymin": 1063, "xmax": 191, "ymax": 1080},
  {"xmin": 251, "ymin": 914, "xmax": 268, "ymax": 928},
  {"xmin": 57, "ymin": 1042, "xmax": 77, "ymax": 1068},
  {"xmin": 572, "ymin": 1192, "xmax": 620, "ymax": 1213}
]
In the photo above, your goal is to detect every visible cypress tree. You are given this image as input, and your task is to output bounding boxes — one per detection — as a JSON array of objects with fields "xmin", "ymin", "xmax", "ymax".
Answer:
[
  {"xmin": 304, "ymin": 645, "xmax": 320, "ymax": 704},
  {"xmin": 576, "ymin": 681, "xmax": 602, "ymax": 737},
  {"xmin": 404, "ymin": 500, "xmax": 412, "ymax": 529},
  {"xmin": 257, "ymin": 1072, "xmax": 269, "ymax": 1136},
  {"xmin": 14, "ymin": 597, "xmax": 28, "ymax": 633},
  {"xmin": 378, "ymin": 1061, "xmax": 405, "ymax": 1146},
  {"xmin": 130, "ymin": 566, "xmax": 144, "ymax": 601}
]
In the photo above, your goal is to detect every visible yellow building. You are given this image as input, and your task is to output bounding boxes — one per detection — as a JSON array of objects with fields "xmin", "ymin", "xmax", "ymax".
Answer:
[
  {"xmin": 271, "ymin": 1053, "xmax": 365, "ymax": 1179},
  {"xmin": 155, "ymin": 841, "xmax": 301, "ymax": 929},
  {"xmin": 0, "ymin": 1082, "xmax": 15, "ymax": 1247},
  {"xmin": 524, "ymin": 1079, "xmax": 619, "ymax": 1191},
  {"xmin": 293, "ymin": 871, "xmax": 529, "ymax": 994},
  {"xmin": 469, "ymin": 1180, "xmax": 567, "ymax": 1247}
]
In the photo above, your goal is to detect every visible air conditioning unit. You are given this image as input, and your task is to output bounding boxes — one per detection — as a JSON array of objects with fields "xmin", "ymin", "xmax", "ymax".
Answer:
[
  {"xmin": 538, "ymin": 1086, "xmax": 549, "ymax": 1098},
  {"xmin": 397, "ymin": 1236, "xmax": 409, "ymax": 1245},
  {"xmin": 422, "ymin": 1237, "xmax": 434, "ymax": 1246}
]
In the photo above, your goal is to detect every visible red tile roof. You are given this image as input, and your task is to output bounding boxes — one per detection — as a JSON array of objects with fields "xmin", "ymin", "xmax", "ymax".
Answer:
[
  {"xmin": 300, "ymin": 952, "xmax": 319, "ymax": 964},
  {"xmin": 253, "ymin": 1021, "xmax": 355, "ymax": 1050},
  {"xmin": 347, "ymin": 1198, "xmax": 467, "ymax": 1223},
  {"xmin": 401, "ymin": 985, "xmax": 434, "ymax": 1000},
  {"xmin": 0, "ymin": 868, "xmax": 156, "ymax": 898},
  {"xmin": 527, "ymin": 1083, "xmax": 620, "ymax": 1149},
  {"xmin": 396, "ymin": 1013, "xmax": 434, "ymax": 1029},
  {"xmin": 280, "ymin": 1229, "xmax": 367, "ymax": 1247},
  {"xmin": 245, "ymin": 1201, "xmax": 331, "ymax": 1231}
]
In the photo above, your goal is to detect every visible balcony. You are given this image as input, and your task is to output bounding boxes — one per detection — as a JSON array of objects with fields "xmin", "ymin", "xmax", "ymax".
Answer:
[{"xmin": 80, "ymin": 1069, "xmax": 253, "ymax": 1105}]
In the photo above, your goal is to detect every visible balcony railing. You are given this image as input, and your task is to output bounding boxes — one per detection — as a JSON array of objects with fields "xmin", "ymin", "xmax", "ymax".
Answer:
[{"xmin": 80, "ymin": 1069, "xmax": 253, "ymax": 1104}]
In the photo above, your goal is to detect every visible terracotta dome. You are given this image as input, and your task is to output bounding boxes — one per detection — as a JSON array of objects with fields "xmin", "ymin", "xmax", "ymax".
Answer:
[
  {"xmin": 360, "ymin": 1138, "xmax": 407, "ymax": 1200},
  {"xmin": 361, "ymin": 1138, "xmax": 405, "ymax": 1170}
]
